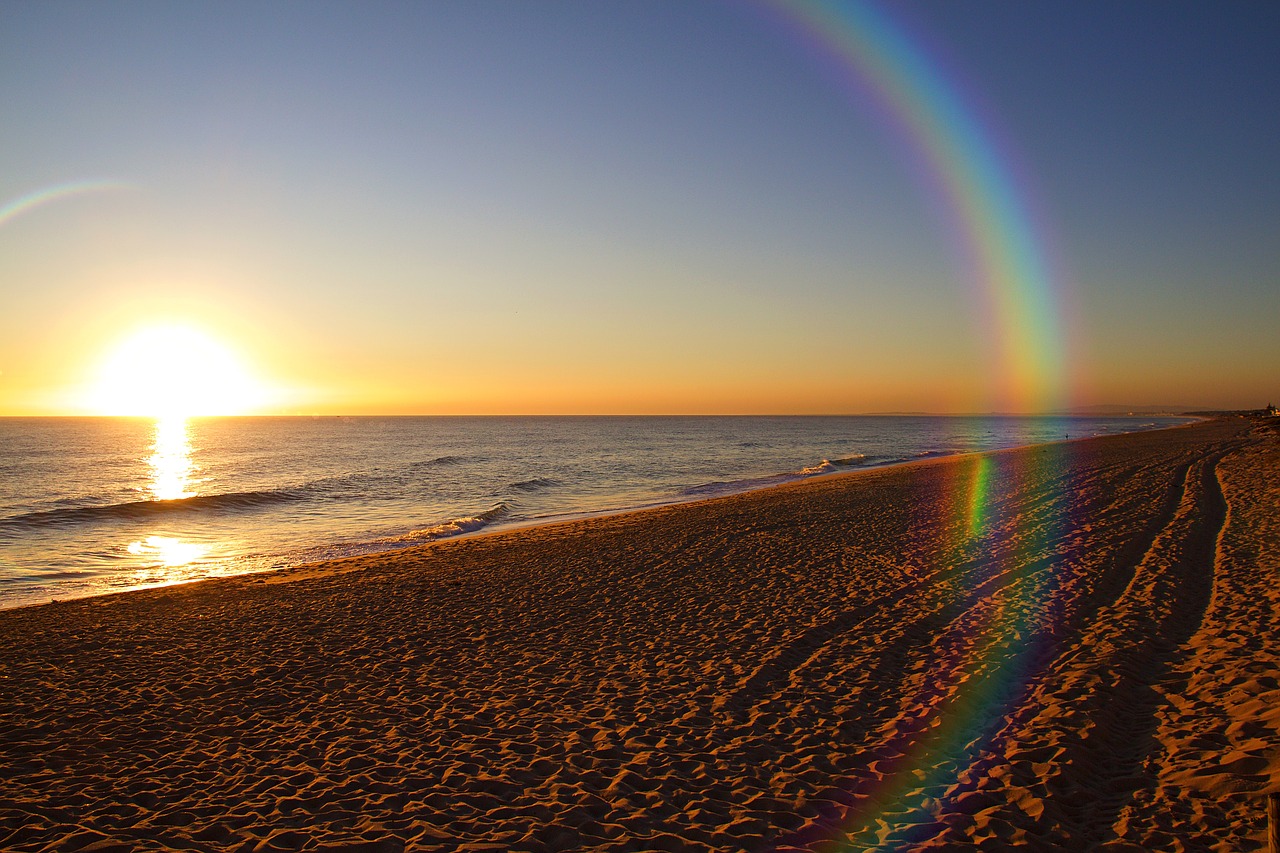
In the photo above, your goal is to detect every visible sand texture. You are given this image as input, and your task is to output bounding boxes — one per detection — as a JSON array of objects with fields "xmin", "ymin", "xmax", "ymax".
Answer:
[{"xmin": 1, "ymin": 416, "xmax": 1277, "ymax": 852}]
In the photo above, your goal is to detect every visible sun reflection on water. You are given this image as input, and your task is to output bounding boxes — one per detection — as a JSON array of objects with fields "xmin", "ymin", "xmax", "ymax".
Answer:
[
  {"xmin": 127, "ymin": 535, "xmax": 210, "ymax": 567},
  {"xmin": 149, "ymin": 415, "xmax": 195, "ymax": 501},
  {"xmin": 126, "ymin": 417, "xmax": 209, "ymax": 571}
]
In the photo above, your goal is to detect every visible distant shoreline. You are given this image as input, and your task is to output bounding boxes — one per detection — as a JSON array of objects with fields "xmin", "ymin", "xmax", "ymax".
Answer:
[
  {"xmin": 402, "ymin": 412, "xmax": 1205, "ymax": 560},
  {"xmin": 0, "ymin": 413, "xmax": 1198, "ymax": 611}
]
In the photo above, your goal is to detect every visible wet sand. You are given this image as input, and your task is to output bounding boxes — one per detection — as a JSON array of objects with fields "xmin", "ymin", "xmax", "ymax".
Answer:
[{"xmin": 1, "ymin": 415, "xmax": 1276, "ymax": 852}]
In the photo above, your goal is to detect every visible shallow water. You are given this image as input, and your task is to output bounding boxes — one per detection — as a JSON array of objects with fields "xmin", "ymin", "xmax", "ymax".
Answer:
[{"xmin": 0, "ymin": 414, "xmax": 1188, "ymax": 608}]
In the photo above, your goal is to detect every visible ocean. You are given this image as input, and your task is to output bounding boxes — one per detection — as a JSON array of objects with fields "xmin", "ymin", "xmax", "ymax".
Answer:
[{"xmin": 0, "ymin": 415, "xmax": 1189, "ymax": 609}]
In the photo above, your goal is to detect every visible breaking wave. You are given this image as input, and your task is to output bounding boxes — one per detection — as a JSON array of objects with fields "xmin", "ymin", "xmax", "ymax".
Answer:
[
  {"xmin": 799, "ymin": 454, "xmax": 871, "ymax": 476},
  {"xmin": 681, "ymin": 454, "xmax": 877, "ymax": 498},
  {"xmin": 0, "ymin": 489, "xmax": 303, "ymax": 531},
  {"xmin": 378, "ymin": 502, "xmax": 512, "ymax": 545}
]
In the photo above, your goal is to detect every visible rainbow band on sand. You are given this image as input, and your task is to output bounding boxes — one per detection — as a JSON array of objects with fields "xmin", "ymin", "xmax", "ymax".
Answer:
[
  {"xmin": 762, "ymin": 0, "xmax": 1069, "ymax": 414},
  {"xmin": 0, "ymin": 180, "xmax": 135, "ymax": 230}
]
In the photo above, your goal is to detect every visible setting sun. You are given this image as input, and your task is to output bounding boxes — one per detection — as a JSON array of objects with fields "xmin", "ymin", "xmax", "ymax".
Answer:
[{"xmin": 86, "ymin": 324, "xmax": 271, "ymax": 417}]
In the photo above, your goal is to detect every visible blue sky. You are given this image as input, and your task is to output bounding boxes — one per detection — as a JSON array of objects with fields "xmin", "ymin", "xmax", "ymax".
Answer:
[{"xmin": 1, "ymin": 1, "xmax": 1276, "ymax": 414}]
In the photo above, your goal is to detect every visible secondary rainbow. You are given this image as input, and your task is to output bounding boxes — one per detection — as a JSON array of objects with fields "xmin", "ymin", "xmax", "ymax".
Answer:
[{"xmin": 0, "ymin": 180, "xmax": 134, "ymax": 230}]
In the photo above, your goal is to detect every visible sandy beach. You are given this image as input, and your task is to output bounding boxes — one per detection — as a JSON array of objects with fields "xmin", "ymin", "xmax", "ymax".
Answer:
[{"xmin": 1, "ymin": 415, "xmax": 1276, "ymax": 852}]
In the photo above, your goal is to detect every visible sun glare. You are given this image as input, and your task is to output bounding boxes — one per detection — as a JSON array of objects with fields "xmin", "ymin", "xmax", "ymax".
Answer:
[{"xmin": 88, "ymin": 324, "xmax": 270, "ymax": 418}]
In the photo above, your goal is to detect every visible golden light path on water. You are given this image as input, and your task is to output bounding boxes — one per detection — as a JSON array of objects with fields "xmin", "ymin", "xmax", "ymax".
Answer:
[
  {"xmin": 126, "ymin": 416, "xmax": 210, "ymax": 571},
  {"xmin": 147, "ymin": 415, "xmax": 195, "ymax": 501}
]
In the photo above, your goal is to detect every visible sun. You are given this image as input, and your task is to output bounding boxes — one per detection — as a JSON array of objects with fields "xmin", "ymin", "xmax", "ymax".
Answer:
[{"xmin": 87, "ymin": 324, "xmax": 271, "ymax": 417}]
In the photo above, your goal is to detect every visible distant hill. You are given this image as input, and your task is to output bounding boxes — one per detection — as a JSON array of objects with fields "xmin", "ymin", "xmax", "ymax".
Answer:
[
  {"xmin": 1056, "ymin": 404, "xmax": 1201, "ymax": 416},
  {"xmin": 863, "ymin": 406, "xmax": 1203, "ymax": 417}
]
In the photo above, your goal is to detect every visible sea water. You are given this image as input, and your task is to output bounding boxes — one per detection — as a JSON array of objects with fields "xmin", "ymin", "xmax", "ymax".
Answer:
[{"xmin": 0, "ymin": 415, "xmax": 1189, "ymax": 609}]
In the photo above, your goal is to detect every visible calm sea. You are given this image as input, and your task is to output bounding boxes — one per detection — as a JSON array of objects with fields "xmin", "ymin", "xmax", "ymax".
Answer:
[{"xmin": 0, "ymin": 415, "xmax": 1188, "ymax": 609}]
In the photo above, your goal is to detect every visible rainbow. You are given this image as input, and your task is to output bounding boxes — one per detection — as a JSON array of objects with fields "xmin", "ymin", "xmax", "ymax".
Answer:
[
  {"xmin": 0, "ymin": 179, "xmax": 135, "ymax": 230},
  {"xmin": 761, "ymin": 0, "xmax": 1070, "ymax": 414},
  {"xmin": 754, "ymin": 1, "xmax": 1076, "ymax": 847}
]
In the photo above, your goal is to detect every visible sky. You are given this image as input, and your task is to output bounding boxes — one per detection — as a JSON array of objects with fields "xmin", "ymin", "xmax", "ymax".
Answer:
[{"xmin": 1, "ymin": 0, "xmax": 1276, "ymax": 416}]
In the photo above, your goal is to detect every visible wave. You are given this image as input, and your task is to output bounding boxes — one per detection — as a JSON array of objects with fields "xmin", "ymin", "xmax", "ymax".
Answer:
[
  {"xmin": 3, "ymin": 455, "xmax": 527, "ymax": 535},
  {"xmin": 507, "ymin": 477, "xmax": 560, "ymax": 493},
  {"xmin": 411, "ymin": 455, "xmax": 467, "ymax": 469},
  {"xmin": 799, "ymin": 454, "xmax": 871, "ymax": 476},
  {"xmin": 294, "ymin": 454, "xmax": 470, "ymax": 496},
  {"xmin": 680, "ymin": 474, "xmax": 791, "ymax": 498},
  {"xmin": 378, "ymin": 502, "xmax": 512, "ymax": 545},
  {"xmin": 912, "ymin": 448, "xmax": 966, "ymax": 458},
  {"xmin": 0, "ymin": 489, "xmax": 303, "ymax": 531},
  {"xmin": 682, "ymin": 454, "xmax": 876, "ymax": 498}
]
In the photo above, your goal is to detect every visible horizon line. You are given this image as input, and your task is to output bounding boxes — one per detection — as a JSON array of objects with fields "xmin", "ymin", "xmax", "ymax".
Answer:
[{"xmin": 0, "ymin": 408, "xmax": 1218, "ymax": 420}]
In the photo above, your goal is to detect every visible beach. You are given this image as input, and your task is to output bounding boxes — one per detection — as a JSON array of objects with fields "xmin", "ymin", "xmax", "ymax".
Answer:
[{"xmin": 1, "ymin": 415, "xmax": 1276, "ymax": 851}]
